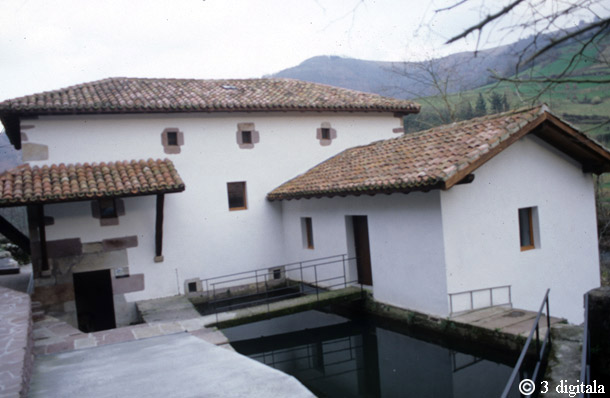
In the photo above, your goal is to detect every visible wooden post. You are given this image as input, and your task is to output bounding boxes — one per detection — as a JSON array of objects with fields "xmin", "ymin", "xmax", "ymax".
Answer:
[
  {"xmin": 154, "ymin": 194, "xmax": 165, "ymax": 262},
  {"xmin": 37, "ymin": 205, "xmax": 49, "ymax": 272}
]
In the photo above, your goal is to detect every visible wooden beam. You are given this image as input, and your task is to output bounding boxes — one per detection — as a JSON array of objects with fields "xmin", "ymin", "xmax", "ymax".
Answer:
[
  {"xmin": 0, "ymin": 214, "xmax": 30, "ymax": 254},
  {"xmin": 455, "ymin": 174, "xmax": 475, "ymax": 185},
  {"xmin": 154, "ymin": 194, "xmax": 165, "ymax": 262}
]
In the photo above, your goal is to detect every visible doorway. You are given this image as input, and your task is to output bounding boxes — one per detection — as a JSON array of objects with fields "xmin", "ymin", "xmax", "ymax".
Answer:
[
  {"xmin": 73, "ymin": 269, "xmax": 116, "ymax": 332},
  {"xmin": 351, "ymin": 216, "xmax": 373, "ymax": 286}
]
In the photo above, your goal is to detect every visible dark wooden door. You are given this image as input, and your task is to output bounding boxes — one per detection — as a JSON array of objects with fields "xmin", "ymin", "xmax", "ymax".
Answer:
[
  {"xmin": 352, "ymin": 216, "xmax": 373, "ymax": 286},
  {"xmin": 73, "ymin": 269, "xmax": 116, "ymax": 332}
]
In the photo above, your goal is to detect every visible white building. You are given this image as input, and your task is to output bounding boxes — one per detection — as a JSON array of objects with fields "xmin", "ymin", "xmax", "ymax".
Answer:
[
  {"xmin": 268, "ymin": 105, "xmax": 610, "ymax": 324},
  {"xmin": 0, "ymin": 78, "xmax": 607, "ymax": 327}
]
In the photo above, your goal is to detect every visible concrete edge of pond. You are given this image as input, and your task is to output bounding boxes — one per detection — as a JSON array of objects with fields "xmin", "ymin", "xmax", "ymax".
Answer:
[{"xmin": 359, "ymin": 293, "xmax": 562, "ymax": 355}]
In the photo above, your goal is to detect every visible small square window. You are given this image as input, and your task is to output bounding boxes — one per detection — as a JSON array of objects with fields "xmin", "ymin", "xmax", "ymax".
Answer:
[
  {"xmin": 99, "ymin": 198, "xmax": 117, "ymax": 219},
  {"xmin": 188, "ymin": 282, "xmax": 198, "ymax": 293},
  {"xmin": 242, "ymin": 130, "xmax": 252, "ymax": 144},
  {"xmin": 518, "ymin": 207, "xmax": 539, "ymax": 251},
  {"xmin": 273, "ymin": 268, "xmax": 282, "ymax": 280},
  {"xmin": 321, "ymin": 128, "xmax": 331, "ymax": 140},
  {"xmin": 301, "ymin": 217, "xmax": 314, "ymax": 249},
  {"xmin": 167, "ymin": 131, "xmax": 178, "ymax": 146},
  {"xmin": 227, "ymin": 182, "xmax": 247, "ymax": 210},
  {"xmin": 161, "ymin": 128, "xmax": 183, "ymax": 154}
]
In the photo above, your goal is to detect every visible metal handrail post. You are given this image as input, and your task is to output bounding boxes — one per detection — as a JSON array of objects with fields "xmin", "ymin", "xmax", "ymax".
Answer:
[
  {"xmin": 213, "ymin": 284, "xmax": 218, "ymax": 324},
  {"xmin": 500, "ymin": 288, "xmax": 551, "ymax": 398},
  {"xmin": 470, "ymin": 291, "xmax": 474, "ymax": 310},
  {"xmin": 546, "ymin": 295, "xmax": 551, "ymax": 342},
  {"xmin": 299, "ymin": 262, "xmax": 304, "ymax": 294},
  {"xmin": 265, "ymin": 274, "xmax": 270, "ymax": 314},
  {"xmin": 314, "ymin": 264, "xmax": 319, "ymax": 301},
  {"xmin": 342, "ymin": 254, "xmax": 347, "ymax": 288},
  {"xmin": 490, "ymin": 289, "xmax": 493, "ymax": 307}
]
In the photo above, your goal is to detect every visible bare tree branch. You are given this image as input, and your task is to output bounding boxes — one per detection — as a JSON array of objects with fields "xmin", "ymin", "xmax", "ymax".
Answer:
[
  {"xmin": 434, "ymin": 0, "xmax": 468, "ymax": 13},
  {"xmin": 445, "ymin": 0, "xmax": 526, "ymax": 45},
  {"xmin": 520, "ymin": 18, "xmax": 610, "ymax": 66}
]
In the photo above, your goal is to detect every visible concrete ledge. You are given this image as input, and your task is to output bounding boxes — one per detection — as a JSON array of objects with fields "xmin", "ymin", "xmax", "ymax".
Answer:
[
  {"xmin": 208, "ymin": 286, "xmax": 363, "ymax": 329},
  {"xmin": 361, "ymin": 294, "xmax": 530, "ymax": 354},
  {"xmin": 0, "ymin": 286, "xmax": 34, "ymax": 398}
]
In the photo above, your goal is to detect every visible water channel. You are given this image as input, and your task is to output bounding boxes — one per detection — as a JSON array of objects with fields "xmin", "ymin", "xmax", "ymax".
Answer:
[{"xmin": 222, "ymin": 309, "xmax": 526, "ymax": 397}]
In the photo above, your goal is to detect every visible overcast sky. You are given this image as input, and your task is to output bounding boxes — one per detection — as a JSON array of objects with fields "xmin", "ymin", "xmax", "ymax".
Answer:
[{"xmin": 0, "ymin": 0, "xmax": 604, "ymax": 101}]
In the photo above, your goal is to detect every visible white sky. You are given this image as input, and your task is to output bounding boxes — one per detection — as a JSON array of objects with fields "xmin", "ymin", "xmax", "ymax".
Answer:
[{"xmin": 0, "ymin": 0, "xmax": 605, "ymax": 101}]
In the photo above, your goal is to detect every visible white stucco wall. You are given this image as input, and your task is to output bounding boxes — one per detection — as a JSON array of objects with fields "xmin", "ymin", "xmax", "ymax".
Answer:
[
  {"xmin": 281, "ymin": 193, "xmax": 449, "ymax": 317},
  {"xmin": 441, "ymin": 135, "xmax": 600, "ymax": 323},
  {"xmin": 24, "ymin": 112, "xmax": 402, "ymax": 303}
]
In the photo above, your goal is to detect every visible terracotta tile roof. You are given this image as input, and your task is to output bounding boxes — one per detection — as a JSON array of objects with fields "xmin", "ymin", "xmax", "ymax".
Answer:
[
  {"xmin": 0, "ymin": 159, "xmax": 184, "ymax": 207},
  {"xmin": 267, "ymin": 106, "xmax": 610, "ymax": 201},
  {"xmin": 0, "ymin": 77, "xmax": 419, "ymax": 115}
]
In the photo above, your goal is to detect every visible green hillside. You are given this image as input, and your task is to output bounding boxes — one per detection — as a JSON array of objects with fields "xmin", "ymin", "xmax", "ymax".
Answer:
[
  {"xmin": 407, "ymin": 33, "xmax": 610, "ymax": 240},
  {"xmin": 407, "ymin": 34, "xmax": 610, "ymax": 140}
]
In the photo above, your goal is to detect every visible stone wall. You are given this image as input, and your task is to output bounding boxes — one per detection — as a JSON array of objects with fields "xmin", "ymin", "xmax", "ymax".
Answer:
[{"xmin": 0, "ymin": 286, "xmax": 34, "ymax": 398}]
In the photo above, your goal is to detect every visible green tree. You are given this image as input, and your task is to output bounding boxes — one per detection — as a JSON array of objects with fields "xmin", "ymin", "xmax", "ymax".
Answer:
[
  {"xmin": 502, "ymin": 93, "xmax": 510, "ymax": 112},
  {"xmin": 475, "ymin": 93, "xmax": 487, "ymax": 117},
  {"xmin": 458, "ymin": 101, "xmax": 474, "ymax": 120},
  {"xmin": 489, "ymin": 92, "xmax": 503, "ymax": 113}
]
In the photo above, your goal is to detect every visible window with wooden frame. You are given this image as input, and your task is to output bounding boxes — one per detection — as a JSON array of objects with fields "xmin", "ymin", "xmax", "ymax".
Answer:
[
  {"xmin": 236, "ymin": 123, "xmax": 259, "ymax": 149},
  {"xmin": 316, "ymin": 122, "xmax": 337, "ymax": 146},
  {"xmin": 301, "ymin": 217, "xmax": 314, "ymax": 249},
  {"xmin": 518, "ymin": 207, "xmax": 538, "ymax": 251},
  {"xmin": 227, "ymin": 182, "xmax": 247, "ymax": 210},
  {"xmin": 320, "ymin": 128, "xmax": 331, "ymax": 140},
  {"xmin": 161, "ymin": 128, "xmax": 184, "ymax": 154},
  {"xmin": 99, "ymin": 197, "xmax": 118, "ymax": 219},
  {"xmin": 241, "ymin": 130, "xmax": 253, "ymax": 144},
  {"xmin": 167, "ymin": 131, "xmax": 178, "ymax": 146}
]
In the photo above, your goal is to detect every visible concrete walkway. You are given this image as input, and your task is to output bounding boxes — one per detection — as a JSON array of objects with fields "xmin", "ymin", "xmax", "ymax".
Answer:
[
  {"xmin": 29, "ymin": 332, "xmax": 314, "ymax": 398},
  {"xmin": 450, "ymin": 305, "xmax": 564, "ymax": 338}
]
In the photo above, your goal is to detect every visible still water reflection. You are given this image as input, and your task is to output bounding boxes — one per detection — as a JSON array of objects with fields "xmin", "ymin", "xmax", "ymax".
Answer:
[{"xmin": 223, "ymin": 310, "xmax": 522, "ymax": 397}]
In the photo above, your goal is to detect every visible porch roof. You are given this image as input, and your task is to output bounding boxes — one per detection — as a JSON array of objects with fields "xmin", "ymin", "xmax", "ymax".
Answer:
[
  {"xmin": 0, "ymin": 158, "xmax": 184, "ymax": 207},
  {"xmin": 267, "ymin": 105, "xmax": 610, "ymax": 201}
]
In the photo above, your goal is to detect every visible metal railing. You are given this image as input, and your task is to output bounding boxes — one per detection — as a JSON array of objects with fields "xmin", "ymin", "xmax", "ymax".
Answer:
[
  {"xmin": 501, "ymin": 288, "xmax": 551, "ymax": 398},
  {"xmin": 448, "ymin": 285, "xmax": 512, "ymax": 314},
  {"xmin": 197, "ymin": 254, "xmax": 360, "ymax": 322},
  {"xmin": 580, "ymin": 293, "xmax": 591, "ymax": 398}
]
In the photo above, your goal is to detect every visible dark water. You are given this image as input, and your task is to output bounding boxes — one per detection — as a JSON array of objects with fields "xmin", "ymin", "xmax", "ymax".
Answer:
[{"xmin": 223, "ymin": 310, "xmax": 524, "ymax": 398}]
